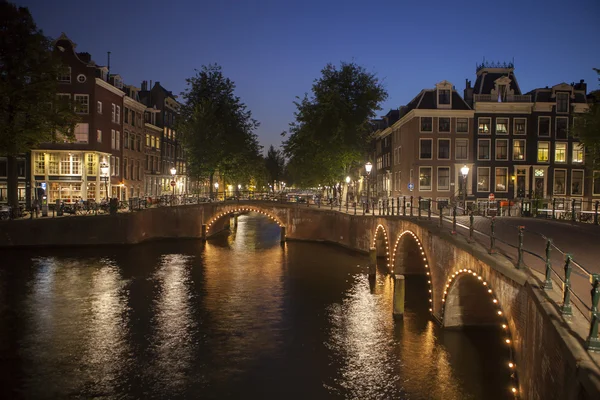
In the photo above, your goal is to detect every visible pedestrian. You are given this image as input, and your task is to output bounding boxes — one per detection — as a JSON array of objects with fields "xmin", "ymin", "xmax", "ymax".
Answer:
[{"xmin": 33, "ymin": 198, "xmax": 39, "ymax": 218}]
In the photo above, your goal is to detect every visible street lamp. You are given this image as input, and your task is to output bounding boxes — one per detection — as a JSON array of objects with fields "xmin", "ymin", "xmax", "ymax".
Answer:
[
  {"xmin": 365, "ymin": 162, "xmax": 373, "ymax": 213},
  {"xmin": 214, "ymin": 182, "xmax": 219, "ymax": 201},
  {"xmin": 170, "ymin": 167, "xmax": 176, "ymax": 205},
  {"xmin": 461, "ymin": 165, "xmax": 469, "ymax": 215},
  {"xmin": 345, "ymin": 176, "xmax": 351, "ymax": 207},
  {"xmin": 100, "ymin": 161, "xmax": 109, "ymax": 201}
]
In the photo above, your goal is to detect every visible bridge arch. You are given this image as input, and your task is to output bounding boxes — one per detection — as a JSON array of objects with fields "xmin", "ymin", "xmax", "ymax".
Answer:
[
  {"xmin": 206, "ymin": 205, "xmax": 285, "ymax": 235},
  {"xmin": 442, "ymin": 268, "xmax": 519, "ymax": 395},
  {"xmin": 371, "ymin": 224, "xmax": 390, "ymax": 268},
  {"xmin": 390, "ymin": 229, "xmax": 435, "ymax": 316}
]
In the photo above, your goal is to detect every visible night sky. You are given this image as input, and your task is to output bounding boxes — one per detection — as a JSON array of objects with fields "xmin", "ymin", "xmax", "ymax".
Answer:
[{"xmin": 15, "ymin": 0, "xmax": 600, "ymax": 152}]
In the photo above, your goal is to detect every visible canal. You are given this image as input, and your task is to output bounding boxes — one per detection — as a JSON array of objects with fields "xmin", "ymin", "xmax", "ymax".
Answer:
[{"xmin": 0, "ymin": 213, "xmax": 512, "ymax": 399}]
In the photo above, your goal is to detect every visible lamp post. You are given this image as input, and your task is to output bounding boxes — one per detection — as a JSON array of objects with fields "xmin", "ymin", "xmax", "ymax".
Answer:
[
  {"xmin": 170, "ymin": 167, "xmax": 176, "ymax": 205},
  {"xmin": 345, "ymin": 176, "xmax": 351, "ymax": 208},
  {"xmin": 214, "ymin": 182, "xmax": 219, "ymax": 201},
  {"xmin": 365, "ymin": 162, "xmax": 373, "ymax": 213},
  {"xmin": 100, "ymin": 161, "xmax": 109, "ymax": 201},
  {"xmin": 461, "ymin": 165, "xmax": 469, "ymax": 215}
]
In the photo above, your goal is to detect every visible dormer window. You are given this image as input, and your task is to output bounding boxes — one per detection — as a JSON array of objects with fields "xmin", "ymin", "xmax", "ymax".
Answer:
[
  {"xmin": 556, "ymin": 92, "xmax": 569, "ymax": 113},
  {"xmin": 114, "ymin": 78, "xmax": 123, "ymax": 89},
  {"xmin": 435, "ymin": 81, "xmax": 453, "ymax": 109},
  {"xmin": 438, "ymin": 89, "xmax": 450, "ymax": 105}
]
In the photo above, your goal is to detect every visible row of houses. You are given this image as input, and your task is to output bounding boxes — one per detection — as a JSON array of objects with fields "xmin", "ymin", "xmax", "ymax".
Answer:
[
  {"xmin": 0, "ymin": 33, "xmax": 187, "ymax": 207},
  {"xmin": 369, "ymin": 61, "xmax": 597, "ymax": 211}
]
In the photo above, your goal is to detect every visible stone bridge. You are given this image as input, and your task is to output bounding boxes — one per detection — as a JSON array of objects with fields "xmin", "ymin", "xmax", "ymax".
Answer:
[{"xmin": 1, "ymin": 201, "xmax": 599, "ymax": 399}]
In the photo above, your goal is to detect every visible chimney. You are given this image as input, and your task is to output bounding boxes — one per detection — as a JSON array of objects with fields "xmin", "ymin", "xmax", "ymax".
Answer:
[
  {"xmin": 141, "ymin": 80, "xmax": 147, "ymax": 91},
  {"xmin": 575, "ymin": 79, "xmax": 587, "ymax": 93},
  {"xmin": 464, "ymin": 79, "xmax": 473, "ymax": 106}
]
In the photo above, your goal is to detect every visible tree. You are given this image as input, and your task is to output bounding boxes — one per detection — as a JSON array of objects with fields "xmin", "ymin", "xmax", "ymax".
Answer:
[
  {"xmin": 264, "ymin": 145, "xmax": 285, "ymax": 191},
  {"xmin": 282, "ymin": 61, "xmax": 387, "ymax": 189},
  {"xmin": 0, "ymin": 1, "xmax": 78, "ymax": 215},
  {"xmin": 572, "ymin": 69, "xmax": 600, "ymax": 165},
  {"xmin": 177, "ymin": 64, "xmax": 261, "ymax": 198}
]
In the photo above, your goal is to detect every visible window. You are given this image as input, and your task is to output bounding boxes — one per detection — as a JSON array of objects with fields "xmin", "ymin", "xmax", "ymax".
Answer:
[
  {"xmin": 593, "ymin": 171, "xmax": 600, "ymax": 196},
  {"xmin": 496, "ymin": 118, "xmax": 509, "ymax": 134},
  {"xmin": 477, "ymin": 139, "xmax": 491, "ymax": 160},
  {"xmin": 87, "ymin": 154, "xmax": 96, "ymax": 176},
  {"xmin": 420, "ymin": 117, "xmax": 432, "ymax": 132},
  {"xmin": 111, "ymin": 129, "xmax": 116, "ymax": 149},
  {"xmin": 97, "ymin": 130, "xmax": 102, "ymax": 143},
  {"xmin": 456, "ymin": 118, "xmax": 468, "ymax": 133},
  {"xmin": 437, "ymin": 167, "xmax": 450, "ymax": 191},
  {"xmin": 477, "ymin": 167, "xmax": 490, "ymax": 192},
  {"xmin": 514, "ymin": 118, "xmax": 526, "ymax": 135},
  {"xmin": 34, "ymin": 153, "xmax": 45, "ymax": 174},
  {"xmin": 112, "ymin": 104, "xmax": 116, "ymax": 122},
  {"xmin": 537, "ymin": 142, "xmax": 550, "ymax": 162},
  {"xmin": 513, "ymin": 139, "xmax": 525, "ymax": 161},
  {"xmin": 74, "ymin": 94, "xmax": 89, "ymax": 114},
  {"xmin": 495, "ymin": 139, "xmax": 508, "ymax": 160},
  {"xmin": 495, "ymin": 167, "xmax": 508, "ymax": 192},
  {"xmin": 555, "ymin": 143, "xmax": 567, "ymax": 163},
  {"xmin": 420, "ymin": 139, "xmax": 432, "ymax": 159},
  {"xmin": 455, "ymin": 139, "xmax": 468, "ymax": 160},
  {"xmin": 124, "ymin": 107, "xmax": 129, "ymax": 124},
  {"xmin": 97, "ymin": 101, "xmax": 102, "ymax": 114},
  {"xmin": 59, "ymin": 154, "xmax": 81, "ymax": 175},
  {"xmin": 572, "ymin": 143, "xmax": 584, "ymax": 163},
  {"xmin": 146, "ymin": 134, "xmax": 151, "ymax": 147},
  {"xmin": 571, "ymin": 170, "xmax": 584, "ymax": 195},
  {"xmin": 438, "ymin": 117, "xmax": 450, "ymax": 133},
  {"xmin": 137, "ymin": 135, "xmax": 142, "ymax": 152},
  {"xmin": 74, "ymin": 123, "xmax": 89, "ymax": 143},
  {"xmin": 58, "ymin": 66, "xmax": 71, "ymax": 82},
  {"xmin": 124, "ymin": 158, "xmax": 128, "ymax": 179},
  {"xmin": 124, "ymin": 131, "xmax": 129, "ymax": 149},
  {"xmin": 554, "ymin": 169, "xmax": 566, "ymax": 195},
  {"xmin": 438, "ymin": 139, "xmax": 450, "ymax": 160},
  {"xmin": 110, "ymin": 156, "xmax": 115, "ymax": 176},
  {"xmin": 438, "ymin": 89, "xmax": 451, "ymax": 105},
  {"xmin": 48, "ymin": 154, "xmax": 59, "ymax": 175},
  {"xmin": 116, "ymin": 131, "xmax": 120, "ymax": 150},
  {"xmin": 538, "ymin": 117, "xmax": 551, "ymax": 137},
  {"xmin": 115, "ymin": 157, "xmax": 120, "ymax": 176},
  {"xmin": 556, "ymin": 117, "xmax": 568, "ymax": 139},
  {"xmin": 478, "ymin": 117, "xmax": 491, "ymax": 134},
  {"xmin": 77, "ymin": 74, "xmax": 86, "ymax": 83},
  {"xmin": 151, "ymin": 136, "xmax": 156, "ymax": 148},
  {"xmin": 419, "ymin": 167, "xmax": 432, "ymax": 191},
  {"xmin": 131, "ymin": 133, "xmax": 136, "ymax": 151},
  {"xmin": 556, "ymin": 92, "xmax": 569, "ymax": 113},
  {"xmin": 116, "ymin": 106, "xmax": 120, "ymax": 124}
]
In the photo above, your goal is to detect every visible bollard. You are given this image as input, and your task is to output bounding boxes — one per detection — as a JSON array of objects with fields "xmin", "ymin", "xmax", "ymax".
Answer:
[
  {"xmin": 468, "ymin": 213, "xmax": 474, "ymax": 243},
  {"xmin": 439, "ymin": 206, "xmax": 443, "ymax": 228},
  {"xmin": 428, "ymin": 199, "xmax": 432, "ymax": 220},
  {"xmin": 403, "ymin": 196, "xmax": 406, "ymax": 216},
  {"xmin": 585, "ymin": 274, "xmax": 600, "ymax": 351},
  {"xmin": 489, "ymin": 217, "xmax": 496, "ymax": 254},
  {"xmin": 571, "ymin": 199, "xmax": 576, "ymax": 222},
  {"xmin": 369, "ymin": 247, "xmax": 377, "ymax": 278},
  {"xmin": 418, "ymin": 196, "xmax": 422, "ymax": 219},
  {"xmin": 201, "ymin": 224, "xmax": 207, "ymax": 242},
  {"xmin": 595, "ymin": 201, "xmax": 599, "ymax": 226},
  {"xmin": 410, "ymin": 196, "xmax": 413, "ymax": 217},
  {"xmin": 508, "ymin": 200, "xmax": 511, "ymax": 217},
  {"xmin": 393, "ymin": 275, "xmax": 406, "ymax": 319},
  {"xmin": 561, "ymin": 254, "xmax": 573, "ymax": 316},
  {"xmin": 516, "ymin": 226, "xmax": 524, "ymax": 269},
  {"xmin": 552, "ymin": 198, "xmax": 556, "ymax": 220},
  {"xmin": 280, "ymin": 226, "xmax": 286, "ymax": 244},
  {"xmin": 543, "ymin": 239, "xmax": 553, "ymax": 290},
  {"xmin": 452, "ymin": 206, "xmax": 457, "ymax": 234}
]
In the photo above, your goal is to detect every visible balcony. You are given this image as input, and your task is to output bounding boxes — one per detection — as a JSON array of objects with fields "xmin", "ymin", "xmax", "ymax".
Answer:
[{"xmin": 474, "ymin": 94, "xmax": 531, "ymax": 103}]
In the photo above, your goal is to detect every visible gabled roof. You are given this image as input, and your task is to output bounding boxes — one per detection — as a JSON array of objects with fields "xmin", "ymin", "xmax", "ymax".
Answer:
[
  {"xmin": 401, "ymin": 88, "xmax": 471, "ymax": 113},
  {"xmin": 473, "ymin": 70, "xmax": 522, "ymax": 95}
]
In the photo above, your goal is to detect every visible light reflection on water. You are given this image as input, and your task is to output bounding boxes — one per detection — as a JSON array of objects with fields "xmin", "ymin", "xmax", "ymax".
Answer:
[{"xmin": 0, "ymin": 212, "xmax": 510, "ymax": 399}]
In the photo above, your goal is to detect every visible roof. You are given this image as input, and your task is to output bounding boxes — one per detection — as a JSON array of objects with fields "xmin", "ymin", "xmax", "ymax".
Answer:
[
  {"xmin": 473, "ymin": 70, "xmax": 522, "ymax": 95},
  {"xmin": 401, "ymin": 88, "xmax": 471, "ymax": 113}
]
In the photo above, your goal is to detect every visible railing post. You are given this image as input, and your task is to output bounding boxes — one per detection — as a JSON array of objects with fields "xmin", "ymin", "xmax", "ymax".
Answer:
[
  {"xmin": 516, "ymin": 226, "xmax": 524, "ymax": 269},
  {"xmin": 391, "ymin": 198, "xmax": 394, "ymax": 215},
  {"xmin": 508, "ymin": 200, "xmax": 511, "ymax": 217},
  {"xmin": 468, "ymin": 212, "xmax": 474, "ymax": 243},
  {"xmin": 489, "ymin": 217, "xmax": 496, "ymax": 254},
  {"xmin": 561, "ymin": 254, "xmax": 573, "ymax": 316},
  {"xmin": 585, "ymin": 274, "xmax": 600, "ymax": 351},
  {"xmin": 409, "ymin": 196, "xmax": 413, "ymax": 217},
  {"xmin": 571, "ymin": 199, "xmax": 576, "ymax": 222},
  {"xmin": 387, "ymin": 199, "xmax": 390, "ymax": 216},
  {"xmin": 418, "ymin": 196, "xmax": 422, "ymax": 219},
  {"xmin": 428, "ymin": 199, "xmax": 432, "ymax": 220},
  {"xmin": 439, "ymin": 206, "xmax": 443, "ymax": 228},
  {"xmin": 452, "ymin": 205, "xmax": 457, "ymax": 234},
  {"xmin": 397, "ymin": 197, "xmax": 400, "ymax": 216},
  {"xmin": 552, "ymin": 198, "xmax": 556, "ymax": 220},
  {"xmin": 595, "ymin": 201, "xmax": 599, "ymax": 226},
  {"xmin": 544, "ymin": 239, "xmax": 553, "ymax": 290},
  {"xmin": 403, "ymin": 196, "xmax": 406, "ymax": 216}
]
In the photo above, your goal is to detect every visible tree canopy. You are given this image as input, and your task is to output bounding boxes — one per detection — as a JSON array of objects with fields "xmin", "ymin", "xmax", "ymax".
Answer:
[
  {"xmin": 282, "ymin": 61, "xmax": 387, "ymax": 187},
  {"xmin": 0, "ymin": 1, "xmax": 78, "ymax": 212},
  {"xmin": 177, "ymin": 64, "xmax": 262, "ymax": 193},
  {"xmin": 572, "ymin": 68, "xmax": 600, "ymax": 165},
  {"xmin": 264, "ymin": 145, "xmax": 285, "ymax": 190}
]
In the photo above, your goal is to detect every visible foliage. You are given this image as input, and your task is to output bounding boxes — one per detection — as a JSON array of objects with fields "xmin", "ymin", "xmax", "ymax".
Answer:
[
  {"xmin": 264, "ymin": 145, "xmax": 285, "ymax": 189},
  {"xmin": 0, "ymin": 1, "xmax": 79, "ymax": 211},
  {"xmin": 282, "ymin": 61, "xmax": 387, "ymax": 187},
  {"xmin": 572, "ymin": 69, "xmax": 600, "ymax": 165},
  {"xmin": 177, "ymin": 64, "xmax": 261, "ymax": 193}
]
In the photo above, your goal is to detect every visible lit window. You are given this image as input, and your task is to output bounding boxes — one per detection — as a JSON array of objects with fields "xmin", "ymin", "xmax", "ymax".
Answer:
[
  {"xmin": 537, "ymin": 142, "xmax": 550, "ymax": 162},
  {"xmin": 97, "ymin": 130, "xmax": 102, "ymax": 143},
  {"xmin": 572, "ymin": 144, "xmax": 584, "ymax": 163},
  {"xmin": 419, "ymin": 167, "xmax": 432, "ymax": 191},
  {"xmin": 554, "ymin": 143, "xmax": 567, "ymax": 163},
  {"xmin": 34, "ymin": 153, "xmax": 45, "ymax": 174},
  {"xmin": 496, "ymin": 118, "xmax": 509, "ymax": 134},
  {"xmin": 74, "ymin": 123, "xmax": 89, "ymax": 143},
  {"xmin": 514, "ymin": 118, "xmax": 526, "ymax": 135},
  {"xmin": 478, "ymin": 117, "xmax": 491, "ymax": 134},
  {"xmin": 477, "ymin": 167, "xmax": 490, "ymax": 192},
  {"xmin": 513, "ymin": 139, "xmax": 525, "ymax": 161},
  {"xmin": 495, "ymin": 168, "xmax": 508, "ymax": 192}
]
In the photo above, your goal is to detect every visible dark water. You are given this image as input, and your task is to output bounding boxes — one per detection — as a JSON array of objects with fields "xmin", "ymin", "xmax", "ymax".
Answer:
[{"xmin": 0, "ymin": 213, "xmax": 511, "ymax": 399}]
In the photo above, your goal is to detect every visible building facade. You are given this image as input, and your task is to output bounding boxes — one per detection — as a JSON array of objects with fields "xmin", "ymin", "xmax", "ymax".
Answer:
[
  {"xmin": 123, "ymin": 85, "xmax": 147, "ymax": 199},
  {"xmin": 144, "ymin": 107, "xmax": 163, "ymax": 198}
]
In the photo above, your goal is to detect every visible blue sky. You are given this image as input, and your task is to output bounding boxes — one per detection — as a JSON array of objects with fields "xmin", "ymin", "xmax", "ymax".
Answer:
[{"xmin": 17, "ymin": 0, "xmax": 600, "ymax": 152}]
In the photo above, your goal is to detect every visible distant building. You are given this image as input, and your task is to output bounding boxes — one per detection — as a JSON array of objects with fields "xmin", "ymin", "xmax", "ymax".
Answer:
[
  {"xmin": 122, "ymin": 83, "xmax": 147, "ymax": 199},
  {"xmin": 372, "ymin": 110, "xmax": 399, "ymax": 199}
]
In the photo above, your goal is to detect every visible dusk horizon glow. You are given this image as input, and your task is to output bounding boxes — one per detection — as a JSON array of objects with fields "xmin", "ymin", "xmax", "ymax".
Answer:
[{"xmin": 16, "ymin": 0, "xmax": 600, "ymax": 152}]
